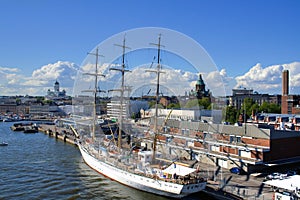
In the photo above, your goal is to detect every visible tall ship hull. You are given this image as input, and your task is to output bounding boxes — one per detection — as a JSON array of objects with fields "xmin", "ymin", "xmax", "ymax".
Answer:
[
  {"xmin": 73, "ymin": 34, "xmax": 207, "ymax": 198},
  {"xmin": 78, "ymin": 143, "xmax": 206, "ymax": 198}
]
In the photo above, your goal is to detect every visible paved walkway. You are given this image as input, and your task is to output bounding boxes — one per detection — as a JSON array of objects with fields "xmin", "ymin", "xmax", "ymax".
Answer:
[{"xmin": 196, "ymin": 163, "xmax": 274, "ymax": 199}]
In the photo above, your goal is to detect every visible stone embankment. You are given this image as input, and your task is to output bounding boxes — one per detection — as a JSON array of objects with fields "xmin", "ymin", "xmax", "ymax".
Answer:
[{"xmin": 38, "ymin": 124, "xmax": 77, "ymax": 145}]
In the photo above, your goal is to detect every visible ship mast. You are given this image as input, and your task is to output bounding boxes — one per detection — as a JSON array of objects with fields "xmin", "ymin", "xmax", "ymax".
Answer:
[
  {"xmin": 109, "ymin": 37, "xmax": 131, "ymax": 151},
  {"xmin": 146, "ymin": 34, "xmax": 165, "ymax": 160},
  {"xmin": 84, "ymin": 47, "xmax": 105, "ymax": 141}
]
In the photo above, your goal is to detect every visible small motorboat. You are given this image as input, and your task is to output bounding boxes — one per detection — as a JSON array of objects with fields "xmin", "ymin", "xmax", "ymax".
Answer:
[{"xmin": 0, "ymin": 142, "xmax": 8, "ymax": 146}]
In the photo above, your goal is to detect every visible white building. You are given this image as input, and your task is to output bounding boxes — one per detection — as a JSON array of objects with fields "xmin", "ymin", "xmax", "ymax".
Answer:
[
  {"xmin": 141, "ymin": 108, "xmax": 223, "ymax": 123},
  {"xmin": 107, "ymin": 100, "xmax": 149, "ymax": 119},
  {"xmin": 46, "ymin": 80, "xmax": 66, "ymax": 100}
]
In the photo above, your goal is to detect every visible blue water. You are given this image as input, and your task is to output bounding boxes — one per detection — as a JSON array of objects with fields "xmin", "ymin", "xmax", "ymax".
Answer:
[{"xmin": 0, "ymin": 122, "xmax": 215, "ymax": 200}]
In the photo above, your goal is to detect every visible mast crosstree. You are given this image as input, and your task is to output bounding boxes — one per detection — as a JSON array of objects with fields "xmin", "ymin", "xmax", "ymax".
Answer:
[
  {"xmin": 146, "ymin": 34, "xmax": 165, "ymax": 159},
  {"xmin": 83, "ymin": 47, "xmax": 105, "ymax": 141},
  {"xmin": 109, "ymin": 37, "xmax": 131, "ymax": 150}
]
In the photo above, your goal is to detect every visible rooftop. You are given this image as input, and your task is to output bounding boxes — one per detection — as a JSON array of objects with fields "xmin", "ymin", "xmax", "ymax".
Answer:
[{"xmin": 264, "ymin": 175, "xmax": 300, "ymax": 191}]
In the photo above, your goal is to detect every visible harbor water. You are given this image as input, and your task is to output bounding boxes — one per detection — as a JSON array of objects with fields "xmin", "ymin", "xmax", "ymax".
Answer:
[{"xmin": 0, "ymin": 122, "xmax": 215, "ymax": 200}]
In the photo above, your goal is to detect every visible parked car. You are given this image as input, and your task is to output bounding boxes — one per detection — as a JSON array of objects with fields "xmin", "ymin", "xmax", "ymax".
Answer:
[
  {"xmin": 286, "ymin": 170, "xmax": 296, "ymax": 176},
  {"xmin": 265, "ymin": 172, "xmax": 287, "ymax": 180}
]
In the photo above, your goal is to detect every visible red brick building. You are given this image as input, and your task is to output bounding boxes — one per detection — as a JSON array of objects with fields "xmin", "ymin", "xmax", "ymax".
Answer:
[
  {"xmin": 147, "ymin": 118, "xmax": 300, "ymax": 173},
  {"xmin": 281, "ymin": 70, "xmax": 300, "ymax": 114}
]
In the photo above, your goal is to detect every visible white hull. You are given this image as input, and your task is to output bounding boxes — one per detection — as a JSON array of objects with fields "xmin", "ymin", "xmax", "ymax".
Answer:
[{"xmin": 78, "ymin": 144, "xmax": 206, "ymax": 198}]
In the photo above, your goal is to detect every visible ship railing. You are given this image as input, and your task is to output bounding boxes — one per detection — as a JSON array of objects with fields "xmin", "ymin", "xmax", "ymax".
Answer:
[{"xmin": 88, "ymin": 147, "xmax": 206, "ymax": 185}]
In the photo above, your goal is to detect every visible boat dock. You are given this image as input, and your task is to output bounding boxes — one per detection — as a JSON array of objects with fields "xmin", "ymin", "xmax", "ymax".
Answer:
[{"xmin": 38, "ymin": 124, "xmax": 77, "ymax": 145}]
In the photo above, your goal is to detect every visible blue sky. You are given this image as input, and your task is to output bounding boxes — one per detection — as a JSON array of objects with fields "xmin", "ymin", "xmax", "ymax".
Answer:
[{"xmin": 1, "ymin": 0, "xmax": 300, "ymax": 96}]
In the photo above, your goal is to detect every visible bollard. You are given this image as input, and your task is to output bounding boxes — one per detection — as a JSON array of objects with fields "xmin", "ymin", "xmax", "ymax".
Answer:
[{"xmin": 64, "ymin": 135, "xmax": 67, "ymax": 142}]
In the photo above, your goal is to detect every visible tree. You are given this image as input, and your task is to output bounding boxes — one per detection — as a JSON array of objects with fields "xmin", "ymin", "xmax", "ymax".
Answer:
[
  {"xmin": 43, "ymin": 99, "xmax": 53, "ymax": 105},
  {"xmin": 250, "ymin": 103, "xmax": 260, "ymax": 117},
  {"xmin": 184, "ymin": 99, "xmax": 199, "ymax": 108},
  {"xmin": 16, "ymin": 98, "xmax": 21, "ymax": 105},
  {"xmin": 167, "ymin": 103, "xmax": 181, "ymax": 109},
  {"xmin": 240, "ymin": 98, "xmax": 255, "ymax": 117},
  {"xmin": 259, "ymin": 102, "xmax": 280, "ymax": 113},
  {"xmin": 198, "ymin": 97, "xmax": 211, "ymax": 109},
  {"xmin": 148, "ymin": 101, "xmax": 164, "ymax": 109},
  {"xmin": 184, "ymin": 98, "xmax": 211, "ymax": 109},
  {"xmin": 36, "ymin": 96, "xmax": 45, "ymax": 103},
  {"xmin": 224, "ymin": 106, "xmax": 238, "ymax": 124}
]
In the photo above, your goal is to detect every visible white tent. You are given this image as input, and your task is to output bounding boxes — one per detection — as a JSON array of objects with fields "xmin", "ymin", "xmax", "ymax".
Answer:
[
  {"xmin": 264, "ymin": 175, "xmax": 300, "ymax": 191},
  {"xmin": 162, "ymin": 163, "xmax": 196, "ymax": 177}
]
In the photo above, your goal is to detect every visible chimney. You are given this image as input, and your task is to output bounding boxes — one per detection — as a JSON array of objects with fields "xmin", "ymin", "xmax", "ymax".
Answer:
[
  {"xmin": 281, "ymin": 70, "xmax": 289, "ymax": 114},
  {"xmin": 282, "ymin": 70, "xmax": 289, "ymax": 96}
]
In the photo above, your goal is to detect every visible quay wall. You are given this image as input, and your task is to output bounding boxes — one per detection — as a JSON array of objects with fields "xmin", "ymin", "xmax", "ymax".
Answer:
[{"xmin": 38, "ymin": 124, "xmax": 77, "ymax": 145}]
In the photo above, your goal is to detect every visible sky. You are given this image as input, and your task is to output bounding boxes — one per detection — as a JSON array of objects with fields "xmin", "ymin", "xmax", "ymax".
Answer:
[{"xmin": 0, "ymin": 0, "xmax": 300, "ymax": 97}]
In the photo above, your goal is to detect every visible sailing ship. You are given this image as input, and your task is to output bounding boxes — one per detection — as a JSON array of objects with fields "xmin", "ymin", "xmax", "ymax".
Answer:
[{"xmin": 74, "ymin": 35, "xmax": 207, "ymax": 198}]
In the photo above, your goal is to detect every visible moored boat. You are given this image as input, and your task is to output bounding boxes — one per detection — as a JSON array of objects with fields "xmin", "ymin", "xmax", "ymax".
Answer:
[
  {"xmin": 11, "ymin": 122, "xmax": 33, "ymax": 131},
  {"xmin": 73, "ymin": 35, "xmax": 207, "ymax": 198},
  {"xmin": 0, "ymin": 142, "xmax": 8, "ymax": 146},
  {"xmin": 78, "ymin": 143, "xmax": 206, "ymax": 198},
  {"xmin": 23, "ymin": 125, "xmax": 38, "ymax": 133}
]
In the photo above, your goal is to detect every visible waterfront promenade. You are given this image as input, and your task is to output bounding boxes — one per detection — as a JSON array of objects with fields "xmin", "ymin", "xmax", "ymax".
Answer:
[{"xmin": 197, "ymin": 164, "xmax": 274, "ymax": 200}]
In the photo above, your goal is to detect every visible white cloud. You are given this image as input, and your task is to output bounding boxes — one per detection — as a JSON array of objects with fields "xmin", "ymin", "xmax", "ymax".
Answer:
[
  {"xmin": 202, "ymin": 69, "xmax": 231, "ymax": 97},
  {"xmin": 0, "ymin": 61, "xmax": 79, "ymax": 96},
  {"xmin": 122, "ymin": 66, "xmax": 193, "ymax": 96},
  {"xmin": 100, "ymin": 65, "xmax": 229, "ymax": 97},
  {"xmin": 2, "ymin": 60, "xmax": 300, "ymax": 97},
  {"xmin": 0, "ymin": 67, "xmax": 20, "ymax": 73},
  {"xmin": 234, "ymin": 62, "xmax": 300, "ymax": 94}
]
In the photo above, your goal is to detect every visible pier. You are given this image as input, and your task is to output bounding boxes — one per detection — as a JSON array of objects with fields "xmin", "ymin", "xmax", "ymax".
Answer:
[{"xmin": 38, "ymin": 124, "xmax": 77, "ymax": 145}]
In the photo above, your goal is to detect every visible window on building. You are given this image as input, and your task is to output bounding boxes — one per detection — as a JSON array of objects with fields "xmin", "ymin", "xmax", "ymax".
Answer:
[
  {"xmin": 229, "ymin": 135, "xmax": 234, "ymax": 143},
  {"xmin": 236, "ymin": 136, "xmax": 241, "ymax": 143},
  {"xmin": 186, "ymin": 129, "xmax": 190, "ymax": 135}
]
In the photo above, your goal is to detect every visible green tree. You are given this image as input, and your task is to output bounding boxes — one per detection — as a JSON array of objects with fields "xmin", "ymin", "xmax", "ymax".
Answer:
[
  {"xmin": 16, "ymin": 98, "xmax": 21, "ymax": 105},
  {"xmin": 148, "ymin": 101, "xmax": 164, "ymax": 109},
  {"xmin": 259, "ymin": 102, "xmax": 280, "ymax": 113},
  {"xmin": 184, "ymin": 99, "xmax": 199, "ymax": 108},
  {"xmin": 250, "ymin": 103, "xmax": 260, "ymax": 119},
  {"xmin": 240, "ymin": 98, "xmax": 255, "ymax": 120},
  {"xmin": 43, "ymin": 99, "xmax": 53, "ymax": 105},
  {"xmin": 224, "ymin": 106, "xmax": 238, "ymax": 124},
  {"xmin": 148, "ymin": 101, "xmax": 156, "ymax": 108},
  {"xmin": 184, "ymin": 98, "xmax": 211, "ymax": 109},
  {"xmin": 36, "ymin": 96, "xmax": 45, "ymax": 103},
  {"xmin": 167, "ymin": 103, "xmax": 181, "ymax": 109},
  {"xmin": 199, "ymin": 97, "xmax": 211, "ymax": 109}
]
